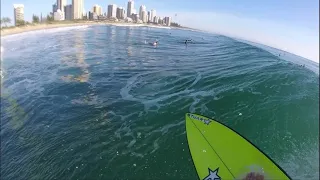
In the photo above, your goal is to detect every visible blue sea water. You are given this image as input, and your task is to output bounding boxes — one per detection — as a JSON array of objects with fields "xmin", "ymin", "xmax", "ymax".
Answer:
[{"xmin": 1, "ymin": 25, "xmax": 319, "ymax": 179}]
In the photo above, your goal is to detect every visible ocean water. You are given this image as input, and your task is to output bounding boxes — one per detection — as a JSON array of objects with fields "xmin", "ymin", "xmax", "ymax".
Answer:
[{"xmin": 1, "ymin": 25, "xmax": 319, "ymax": 180}]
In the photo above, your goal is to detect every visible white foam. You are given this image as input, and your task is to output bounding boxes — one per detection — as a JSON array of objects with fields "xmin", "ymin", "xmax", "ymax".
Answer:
[
  {"xmin": 120, "ymin": 70, "xmax": 205, "ymax": 112},
  {"xmin": 146, "ymin": 120, "xmax": 184, "ymax": 140},
  {"xmin": 120, "ymin": 73, "xmax": 140, "ymax": 102},
  {"xmin": 281, "ymin": 141, "xmax": 319, "ymax": 179},
  {"xmin": 188, "ymin": 90, "xmax": 215, "ymax": 98},
  {"xmin": 150, "ymin": 138, "xmax": 160, "ymax": 154},
  {"xmin": 113, "ymin": 24, "xmax": 144, "ymax": 27},
  {"xmin": 127, "ymin": 139, "xmax": 136, "ymax": 148},
  {"xmin": 144, "ymin": 25, "xmax": 171, "ymax": 29},
  {"xmin": 187, "ymin": 72, "xmax": 202, "ymax": 89},
  {"xmin": 113, "ymin": 23, "xmax": 171, "ymax": 29},
  {"xmin": 1, "ymin": 25, "xmax": 90, "ymax": 40}
]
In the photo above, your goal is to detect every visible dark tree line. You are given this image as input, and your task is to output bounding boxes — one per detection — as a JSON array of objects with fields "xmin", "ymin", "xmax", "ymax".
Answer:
[
  {"xmin": 170, "ymin": 22, "xmax": 181, "ymax": 27},
  {"xmin": 32, "ymin": 14, "xmax": 40, "ymax": 23}
]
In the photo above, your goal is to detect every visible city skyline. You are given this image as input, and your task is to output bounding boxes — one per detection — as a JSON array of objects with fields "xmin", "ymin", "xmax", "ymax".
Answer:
[
  {"xmin": 1, "ymin": 0, "xmax": 318, "ymax": 62},
  {"xmin": 48, "ymin": 0, "xmax": 170, "ymax": 24}
]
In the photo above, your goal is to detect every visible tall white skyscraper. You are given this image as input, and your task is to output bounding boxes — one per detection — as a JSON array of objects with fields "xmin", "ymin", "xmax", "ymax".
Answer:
[
  {"xmin": 108, "ymin": 4, "xmax": 117, "ymax": 18},
  {"xmin": 139, "ymin": 5, "xmax": 146, "ymax": 21},
  {"xmin": 57, "ymin": 0, "xmax": 67, "ymax": 12},
  {"xmin": 13, "ymin": 4, "xmax": 24, "ymax": 25},
  {"xmin": 150, "ymin": 9, "xmax": 156, "ymax": 23},
  {"xmin": 83, "ymin": 8, "xmax": 86, "ymax": 17},
  {"xmin": 93, "ymin": 4, "xmax": 102, "ymax": 16},
  {"xmin": 72, "ymin": 0, "xmax": 84, "ymax": 19},
  {"xmin": 141, "ymin": 11, "xmax": 147, "ymax": 23},
  {"xmin": 127, "ymin": 0, "xmax": 134, "ymax": 17}
]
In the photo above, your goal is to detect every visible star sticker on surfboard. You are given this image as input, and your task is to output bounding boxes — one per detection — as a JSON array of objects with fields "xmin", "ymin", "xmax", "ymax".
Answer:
[
  {"xmin": 204, "ymin": 119, "xmax": 211, "ymax": 125},
  {"xmin": 203, "ymin": 168, "xmax": 221, "ymax": 180}
]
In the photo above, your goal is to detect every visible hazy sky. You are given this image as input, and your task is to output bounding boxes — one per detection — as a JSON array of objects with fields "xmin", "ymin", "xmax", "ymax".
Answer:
[{"xmin": 1, "ymin": 0, "xmax": 319, "ymax": 62}]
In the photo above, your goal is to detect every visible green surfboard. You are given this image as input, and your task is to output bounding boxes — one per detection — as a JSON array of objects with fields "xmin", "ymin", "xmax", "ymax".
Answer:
[{"xmin": 186, "ymin": 113, "xmax": 291, "ymax": 180}]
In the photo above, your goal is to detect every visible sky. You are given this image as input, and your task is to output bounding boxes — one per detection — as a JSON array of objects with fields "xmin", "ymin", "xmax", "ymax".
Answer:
[{"xmin": 1, "ymin": 0, "xmax": 319, "ymax": 62}]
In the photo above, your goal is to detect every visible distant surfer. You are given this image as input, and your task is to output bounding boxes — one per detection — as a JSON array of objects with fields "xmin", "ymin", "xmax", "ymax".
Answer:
[
  {"xmin": 148, "ymin": 40, "xmax": 158, "ymax": 46},
  {"xmin": 153, "ymin": 41, "xmax": 158, "ymax": 46},
  {"xmin": 147, "ymin": 40, "xmax": 158, "ymax": 47},
  {"xmin": 185, "ymin": 39, "xmax": 192, "ymax": 45}
]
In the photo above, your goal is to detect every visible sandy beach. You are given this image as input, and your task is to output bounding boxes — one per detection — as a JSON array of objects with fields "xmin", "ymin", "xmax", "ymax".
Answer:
[{"xmin": 0, "ymin": 21, "xmax": 172, "ymax": 37}]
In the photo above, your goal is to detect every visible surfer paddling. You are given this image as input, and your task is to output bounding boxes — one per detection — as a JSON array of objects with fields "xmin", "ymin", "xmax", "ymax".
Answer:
[
  {"xmin": 147, "ymin": 40, "xmax": 158, "ymax": 47},
  {"xmin": 153, "ymin": 41, "xmax": 158, "ymax": 46}
]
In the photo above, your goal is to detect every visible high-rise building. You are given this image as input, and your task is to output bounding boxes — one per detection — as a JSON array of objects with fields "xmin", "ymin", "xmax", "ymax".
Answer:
[
  {"xmin": 72, "ymin": 0, "xmax": 84, "ymax": 19},
  {"xmin": 108, "ymin": 4, "xmax": 117, "ymax": 18},
  {"xmin": 150, "ymin": 9, "xmax": 156, "ymax": 23},
  {"xmin": 139, "ymin": 5, "xmax": 146, "ymax": 21},
  {"xmin": 132, "ymin": 13, "xmax": 138, "ymax": 22},
  {"xmin": 88, "ymin": 11, "xmax": 98, "ymax": 20},
  {"xmin": 147, "ymin": 11, "xmax": 150, "ymax": 22},
  {"xmin": 141, "ymin": 10, "xmax": 147, "ymax": 23},
  {"xmin": 164, "ymin": 17, "xmax": 171, "ymax": 26},
  {"xmin": 52, "ymin": 3, "xmax": 57, "ymax": 13},
  {"xmin": 13, "ymin": 4, "xmax": 24, "ymax": 25},
  {"xmin": 88, "ymin": 11, "xmax": 93, "ymax": 20},
  {"xmin": 116, "ymin": 7, "xmax": 120, "ymax": 19},
  {"xmin": 158, "ymin": 17, "xmax": 162, "ymax": 24},
  {"xmin": 108, "ymin": 5, "xmax": 112, "ymax": 18},
  {"xmin": 93, "ymin": 4, "xmax": 102, "ymax": 16},
  {"xmin": 116, "ymin": 7, "xmax": 125, "ymax": 19},
  {"xmin": 64, "ymin": 4, "xmax": 72, "ymax": 20},
  {"xmin": 153, "ymin": 16, "xmax": 159, "ymax": 24},
  {"xmin": 127, "ymin": 0, "xmax": 134, "ymax": 18},
  {"xmin": 57, "ymin": 0, "xmax": 67, "ymax": 12}
]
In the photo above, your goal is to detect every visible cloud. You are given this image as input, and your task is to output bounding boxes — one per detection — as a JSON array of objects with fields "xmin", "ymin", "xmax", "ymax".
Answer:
[{"xmin": 159, "ymin": 11, "xmax": 319, "ymax": 63}]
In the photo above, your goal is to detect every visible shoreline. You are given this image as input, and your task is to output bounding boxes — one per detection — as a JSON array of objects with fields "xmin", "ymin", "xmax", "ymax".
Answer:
[
  {"xmin": 0, "ymin": 21, "xmax": 185, "ymax": 37},
  {"xmin": 1, "ymin": 22, "xmax": 92, "ymax": 37}
]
